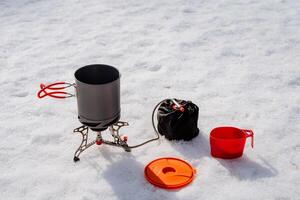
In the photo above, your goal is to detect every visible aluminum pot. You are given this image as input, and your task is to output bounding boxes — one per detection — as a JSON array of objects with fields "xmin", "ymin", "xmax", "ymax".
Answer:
[
  {"xmin": 75, "ymin": 64, "xmax": 120, "ymax": 130},
  {"xmin": 38, "ymin": 64, "xmax": 121, "ymax": 131}
]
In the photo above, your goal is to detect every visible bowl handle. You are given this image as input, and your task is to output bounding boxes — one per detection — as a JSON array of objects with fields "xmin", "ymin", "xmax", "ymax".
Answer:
[{"xmin": 242, "ymin": 129, "xmax": 254, "ymax": 148}]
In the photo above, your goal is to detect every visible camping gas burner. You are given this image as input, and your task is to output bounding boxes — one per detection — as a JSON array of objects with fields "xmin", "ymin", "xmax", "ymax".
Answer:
[
  {"xmin": 38, "ymin": 64, "xmax": 160, "ymax": 163},
  {"xmin": 73, "ymin": 121, "xmax": 130, "ymax": 162}
]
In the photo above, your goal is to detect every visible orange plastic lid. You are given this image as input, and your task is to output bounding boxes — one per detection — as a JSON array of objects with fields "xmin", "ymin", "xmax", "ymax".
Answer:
[{"xmin": 144, "ymin": 157, "xmax": 196, "ymax": 189}]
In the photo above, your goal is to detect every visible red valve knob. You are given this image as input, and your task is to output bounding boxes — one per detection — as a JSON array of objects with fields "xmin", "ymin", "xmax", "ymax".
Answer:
[
  {"xmin": 96, "ymin": 139, "xmax": 102, "ymax": 145},
  {"xmin": 172, "ymin": 104, "xmax": 185, "ymax": 112},
  {"xmin": 122, "ymin": 135, "xmax": 128, "ymax": 142}
]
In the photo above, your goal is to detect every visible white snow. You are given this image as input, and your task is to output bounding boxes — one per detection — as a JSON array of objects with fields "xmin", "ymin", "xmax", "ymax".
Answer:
[{"xmin": 1, "ymin": 0, "xmax": 300, "ymax": 199}]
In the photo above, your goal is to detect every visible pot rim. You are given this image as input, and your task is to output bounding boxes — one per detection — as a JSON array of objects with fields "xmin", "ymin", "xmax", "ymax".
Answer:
[{"xmin": 74, "ymin": 64, "xmax": 120, "ymax": 85}]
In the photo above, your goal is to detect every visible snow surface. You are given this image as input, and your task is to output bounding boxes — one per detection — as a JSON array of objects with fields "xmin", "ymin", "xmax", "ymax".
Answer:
[{"xmin": 1, "ymin": 0, "xmax": 300, "ymax": 199}]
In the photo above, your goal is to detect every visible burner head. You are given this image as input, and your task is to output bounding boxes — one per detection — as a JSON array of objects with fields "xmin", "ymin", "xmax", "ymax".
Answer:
[
  {"xmin": 75, "ymin": 64, "xmax": 120, "ymax": 130},
  {"xmin": 79, "ymin": 114, "xmax": 120, "ymax": 131}
]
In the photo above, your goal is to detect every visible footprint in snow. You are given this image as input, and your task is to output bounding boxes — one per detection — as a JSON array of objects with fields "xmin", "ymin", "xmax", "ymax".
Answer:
[
  {"xmin": 148, "ymin": 65, "xmax": 162, "ymax": 72},
  {"xmin": 135, "ymin": 39, "xmax": 154, "ymax": 48},
  {"xmin": 11, "ymin": 91, "xmax": 29, "ymax": 98},
  {"xmin": 182, "ymin": 8, "xmax": 196, "ymax": 13},
  {"xmin": 288, "ymin": 77, "xmax": 300, "ymax": 86},
  {"xmin": 31, "ymin": 134, "xmax": 62, "ymax": 145},
  {"xmin": 133, "ymin": 62, "xmax": 162, "ymax": 72}
]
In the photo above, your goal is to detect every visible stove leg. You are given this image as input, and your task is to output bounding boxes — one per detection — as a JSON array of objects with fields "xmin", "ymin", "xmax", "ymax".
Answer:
[{"xmin": 73, "ymin": 126, "xmax": 96, "ymax": 162}]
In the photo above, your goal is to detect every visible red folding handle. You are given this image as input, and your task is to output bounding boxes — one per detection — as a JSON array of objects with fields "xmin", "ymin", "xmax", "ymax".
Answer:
[{"xmin": 37, "ymin": 82, "xmax": 74, "ymax": 99}]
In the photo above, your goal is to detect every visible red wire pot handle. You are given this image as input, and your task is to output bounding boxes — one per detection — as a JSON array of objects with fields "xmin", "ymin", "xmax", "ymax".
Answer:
[
  {"xmin": 242, "ymin": 129, "xmax": 254, "ymax": 148},
  {"xmin": 37, "ymin": 82, "xmax": 75, "ymax": 99}
]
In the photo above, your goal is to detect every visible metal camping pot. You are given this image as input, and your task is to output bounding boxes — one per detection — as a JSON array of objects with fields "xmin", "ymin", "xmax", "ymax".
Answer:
[
  {"xmin": 75, "ymin": 64, "xmax": 120, "ymax": 130},
  {"xmin": 38, "ymin": 64, "xmax": 121, "ymax": 131}
]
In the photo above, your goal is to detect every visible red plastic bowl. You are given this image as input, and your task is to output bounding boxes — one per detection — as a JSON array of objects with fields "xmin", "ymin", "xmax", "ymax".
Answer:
[{"xmin": 210, "ymin": 127, "xmax": 254, "ymax": 159}]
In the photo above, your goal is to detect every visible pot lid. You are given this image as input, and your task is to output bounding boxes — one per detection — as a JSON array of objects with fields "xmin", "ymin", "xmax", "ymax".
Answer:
[{"xmin": 144, "ymin": 157, "xmax": 196, "ymax": 189}]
